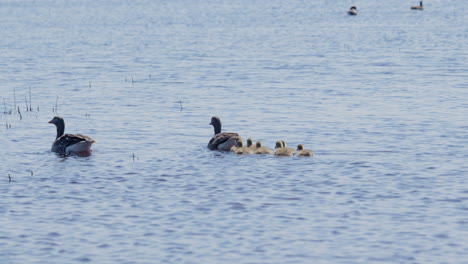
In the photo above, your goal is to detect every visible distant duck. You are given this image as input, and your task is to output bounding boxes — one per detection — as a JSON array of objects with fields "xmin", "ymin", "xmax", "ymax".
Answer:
[
  {"xmin": 234, "ymin": 141, "xmax": 253, "ymax": 155},
  {"xmin": 296, "ymin": 144, "xmax": 315, "ymax": 157},
  {"xmin": 347, "ymin": 6, "xmax": 357, "ymax": 15},
  {"xmin": 274, "ymin": 141, "xmax": 295, "ymax": 157},
  {"xmin": 254, "ymin": 141, "xmax": 273, "ymax": 155},
  {"xmin": 207, "ymin": 116, "xmax": 241, "ymax": 151},
  {"xmin": 411, "ymin": 1, "xmax": 423, "ymax": 10},
  {"xmin": 48, "ymin": 116, "xmax": 95, "ymax": 155}
]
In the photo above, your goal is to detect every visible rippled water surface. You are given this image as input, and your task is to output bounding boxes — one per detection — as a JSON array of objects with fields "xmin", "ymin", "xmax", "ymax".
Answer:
[{"xmin": 1, "ymin": 0, "xmax": 467, "ymax": 263}]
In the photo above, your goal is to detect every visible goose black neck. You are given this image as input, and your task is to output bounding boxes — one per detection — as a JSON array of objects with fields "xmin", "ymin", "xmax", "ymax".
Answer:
[
  {"xmin": 55, "ymin": 121, "xmax": 65, "ymax": 139},
  {"xmin": 213, "ymin": 123, "xmax": 221, "ymax": 134}
]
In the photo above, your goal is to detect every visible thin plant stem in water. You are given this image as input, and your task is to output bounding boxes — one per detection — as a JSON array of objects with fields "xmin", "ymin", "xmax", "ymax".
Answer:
[
  {"xmin": 24, "ymin": 95, "xmax": 29, "ymax": 112},
  {"xmin": 54, "ymin": 96, "xmax": 59, "ymax": 113},
  {"xmin": 29, "ymin": 87, "xmax": 32, "ymax": 111},
  {"xmin": 3, "ymin": 98, "xmax": 8, "ymax": 114},
  {"xmin": 13, "ymin": 88, "xmax": 16, "ymax": 112}
]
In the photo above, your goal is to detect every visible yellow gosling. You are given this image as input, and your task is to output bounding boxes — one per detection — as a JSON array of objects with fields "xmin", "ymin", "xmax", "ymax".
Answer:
[
  {"xmin": 254, "ymin": 141, "xmax": 273, "ymax": 155},
  {"xmin": 234, "ymin": 141, "xmax": 253, "ymax": 155},
  {"xmin": 274, "ymin": 140, "xmax": 295, "ymax": 157},
  {"xmin": 296, "ymin": 144, "xmax": 315, "ymax": 157}
]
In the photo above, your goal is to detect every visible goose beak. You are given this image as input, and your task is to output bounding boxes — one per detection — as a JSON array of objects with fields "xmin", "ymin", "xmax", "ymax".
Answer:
[{"xmin": 48, "ymin": 120, "xmax": 53, "ymax": 124}]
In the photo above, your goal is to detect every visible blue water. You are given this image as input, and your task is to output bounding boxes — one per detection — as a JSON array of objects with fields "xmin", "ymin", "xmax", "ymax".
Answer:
[{"xmin": 1, "ymin": 0, "xmax": 467, "ymax": 263}]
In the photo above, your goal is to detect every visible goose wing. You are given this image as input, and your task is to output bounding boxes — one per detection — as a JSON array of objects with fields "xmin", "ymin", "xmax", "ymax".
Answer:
[
  {"xmin": 52, "ymin": 134, "xmax": 94, "ymax": 154},
  {"xmin": 208, "ymin": 132, "xmax": 240, "ymax": 151}
]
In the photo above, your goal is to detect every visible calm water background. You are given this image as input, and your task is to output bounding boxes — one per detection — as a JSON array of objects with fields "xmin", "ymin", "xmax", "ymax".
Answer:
[{"xmin": 1, "ymin": 0, "xmax": 467, "ymax": 263}]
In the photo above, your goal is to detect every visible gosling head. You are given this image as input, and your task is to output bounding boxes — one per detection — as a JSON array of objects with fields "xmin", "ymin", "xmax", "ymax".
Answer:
[
  {"xmin": 255, "ymin": 141, "xmax": 263, "ymax": 148},
  {"xmin": 246, "ymin": 138, "xmax": 254, "ymax": 148},
  {"xmin": 275, "ymin": 141, "xmax": 283, "ymax": 149}
]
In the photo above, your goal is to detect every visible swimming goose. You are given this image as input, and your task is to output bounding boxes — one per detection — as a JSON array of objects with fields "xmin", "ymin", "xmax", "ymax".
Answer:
[
  {"xmin": 48, "ymin": 116, "xmax": 95, "ymax": 155},
  {"xmin": 274, "ymin": 141, "xmax": 295, "ymax": 157},
  {"xmin": 296, "ymin": 144, "xmax": 315, "ymax": 157},
  {"xmin": 254, "ymin": 141, "xmax": 273, "ymax": 155},
  {"xmin": 411, "ymin": 1, "xmax": 423, "ymax": 10},
  {"xmin": 234, "ymin": 141, "xmax": 254, "ymax": 155},
  {"xmin": 207, "ymin": 116, "xmax": 241, "ymax": 151},
  {"xmin": 347, "ymin": 6, "xmax": 357, "ymax": 15}
]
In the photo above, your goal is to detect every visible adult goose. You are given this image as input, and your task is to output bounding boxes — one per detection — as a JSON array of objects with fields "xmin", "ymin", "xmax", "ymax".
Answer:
[
  {"xmin": 274, "ymin": 141, "xmax": 295, "ymax": 157},
  {"xmin": 48, "ymin": 116, "xmax": 95, "ymax": 155},
  {"xmin": 411, "ymin": 1, "xmax": 423, "ymax": 10},
  {"xmin": 207, "ymin": 116, "xmax": 241, "ymax": 151},
  {"xmin": 254, "ymin": 141, "xmax": 273, "ymax": 155},
  {"xmin": 296, "ymin": 144, "xmax": 315, "ymax": 157},
  {"xmin": 347, "ymin": 6, "xmax": 357, "ymax": 15}
]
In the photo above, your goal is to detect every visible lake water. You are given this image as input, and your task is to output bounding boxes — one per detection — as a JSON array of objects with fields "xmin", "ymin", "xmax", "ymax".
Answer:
[{"xmin": 1, "ymin": 0, "xmax": 467, "ymax": 263}]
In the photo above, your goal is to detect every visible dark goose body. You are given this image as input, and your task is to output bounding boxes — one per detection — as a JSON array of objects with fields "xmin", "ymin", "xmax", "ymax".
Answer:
[
  {"xmin": 207, "ymin": 116, "xmax": 241, "ymax": 151},
  {"xmin": 49, "ymin": 116, "xmax": 95, "ymax": 155}
]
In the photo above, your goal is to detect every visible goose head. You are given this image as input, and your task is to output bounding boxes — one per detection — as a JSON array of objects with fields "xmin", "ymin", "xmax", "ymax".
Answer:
[
  {"xmin": 209, "ymin": 116, "xmax": 222, "ymax": 134},
  {"xmin": 297, "ymin": 144, "xmax": 305, "ymax": 151},
  {"xmin": 49, "ymin": 116, "xmax": 65, "ymax": 139}
]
